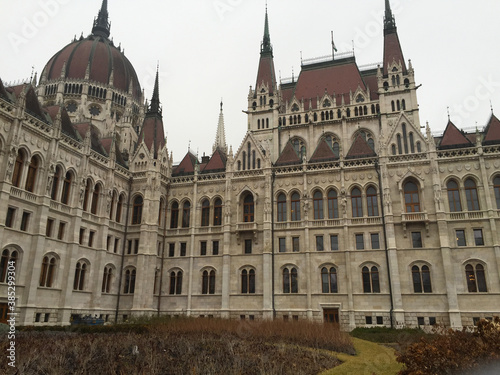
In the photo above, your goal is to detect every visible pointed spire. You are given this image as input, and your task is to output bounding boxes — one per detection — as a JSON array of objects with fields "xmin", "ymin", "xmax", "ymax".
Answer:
[
  {"xmin": 213, "ymin": 100, "xmax": 228, "ymax": 154},
  {"xmin": 261, "ymin": 5, "xmax": 273, "ymax": 56},
  {"xmin": 147, "ymin": 65, "xmax": 161, "ymax": 116},
  {"xmin": 92, "ymin": 0, "xmax": 111, "ymax": 38},
  {"xmin": 384, "ymin": 0, "xmax": 396, "ymax": 31}
]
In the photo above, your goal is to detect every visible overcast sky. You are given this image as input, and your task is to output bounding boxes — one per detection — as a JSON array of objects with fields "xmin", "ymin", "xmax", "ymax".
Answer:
[{"xmin": 1, "ymin": 0, "xmax": 500, "ymax": 161}]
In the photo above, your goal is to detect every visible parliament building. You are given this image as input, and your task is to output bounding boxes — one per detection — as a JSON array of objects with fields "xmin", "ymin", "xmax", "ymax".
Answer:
[{"xmin": 1, "ymin": 1, "xmax": 499, "ymax": 330}]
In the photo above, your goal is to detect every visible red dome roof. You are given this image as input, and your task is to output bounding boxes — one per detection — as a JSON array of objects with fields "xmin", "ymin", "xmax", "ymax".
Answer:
[{"xmin": 41, "ymin": 35, "xmax": 142, "ymax": 101}]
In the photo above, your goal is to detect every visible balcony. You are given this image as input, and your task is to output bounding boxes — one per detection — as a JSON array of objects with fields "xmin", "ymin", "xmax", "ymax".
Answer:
[
  {"xmin": 448, "ymin": 211, "xmax": 485, "ymax": 221},
  {"xmin": 401, "ymin": 212, "xmax": 429, "ymax": 237}
]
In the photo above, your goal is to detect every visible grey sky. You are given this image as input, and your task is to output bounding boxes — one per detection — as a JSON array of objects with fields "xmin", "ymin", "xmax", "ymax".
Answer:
[{"xmin": 1, "ymin": 0, "xmax": 500, "ymax": 161}]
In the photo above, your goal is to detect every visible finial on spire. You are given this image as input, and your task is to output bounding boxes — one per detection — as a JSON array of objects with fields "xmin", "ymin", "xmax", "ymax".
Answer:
[
  {"xmin": 261, "ymin": 4, "xmax": 273, "ymax": 55},
  {"xmin": 147, "ymin": 65, "xmax": 161, "ymax": 116},
  {"xmin": 447, "ymin": 106, "xmax": 451, "ymax": 121},
  {"xmin": 92, "ymin": 0, "xmax": 111, "ymax": 38},
  {"xmin": 490, "ymin": 100, "xmax": 494, "ymax": 114},
  {"xmin": 214, "ymin": 100, "xmax": 228, "ymax": 154},
  {"xmin": 384, "ymin": 0, "xmax": 396, "ymax": 30}
]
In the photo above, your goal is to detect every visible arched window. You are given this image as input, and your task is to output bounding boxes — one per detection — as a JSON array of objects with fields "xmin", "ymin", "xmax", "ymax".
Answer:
[
  {"xmin": 464, "ymin": 179, "xmax": 480, "ymax": 211},
  {"xmin": 321, "ymin": 267, "xmax": 338, "ymax": 293},
  {"xmin": 366, "ymin": 187, "xmax": 379, "ymax": 217},
  {"xmin": 73, "ymin": 261, "xmax": 87, "ymax": 291},
  {"xmin": 61, "ymin": 172, "xmax": 73, "ymax": 205},
  {"xmin": 291, "ymin": 192, "xmax": 301, "ymax": 221},
  {"xmin": 277, "ymin": 193, "xmax": 287, "ymax": 222},
  {"xmin": 447, "ymin": 180, "xmax": 462, "ymax": 212},
  {"xmin": 170, "ymin": 202, "xmax": 179, "ymax": 228},
  {"xmin": 313, "ymin": 191, "xmax": 324, "ymax": 220},
  {"xmin": 351, "ymin": 188, "xmax": 363, "ymax": 217},
  {"xmin": 402, "ymin": 123, "xmax": 409, "ymax": 154},
  {"xmin": 182, "ymin": 201, "xmax": 191, "ymax": 228},
  {"xmin": 158, "ymin": 199, "xmax": 164, "ymax": 226},
  {"xmin": 101, "ymin": 266, "xmax": 113, "ymax": 293},
  {"xmin": 328, "ymin": 190, "xmax": 339, "ymax": 219},
  {"xmin": 241, "ymin": 269, "xmax": 256, "ymax": 294},
  {"xmin": 116, "ymin": 194, "xmax": 124, "ymax": 223},
  {"xmin": 202, "ymin": 270, "xmax": 216, "ymax": 294},
  {"xmin": 39, "ymin": 255, "xmax": 56, "ymax": 288},
  {"xmin": 494, "ymin": 176, "xmax": 500, "ymax": 209},
  {"xmin": 392, "ymin": 144, "xmax": 397, "ymax": 155},
  {"xmin": 51, "ymin": 166, "xmax": 62, "ymax": 200},
  {"xmin": 25, "ymin": 156, "xmax": 39, "ymax": 193},
  {"xmin": 397, "ymin": 134, "xmax": 403, "ymax": 155},
  {"xmin": 0, "ymin": 249, "xmax": 18, "ymax": 283},
  {"xmin": 243, "ymin": 194, "xmax": 254, "ymax": 222},
  {"xmin": 91, "ymin": 184, "xmax": 100, "ymax": 215},
  {"xmin": 362, "ymin": 266, "xmax": 380, "ymax": 293},
  {"xmin": 123, "ymin": 268, "xmax": 136, "ymax": 294},
  {"xmin": 283, "ymin": 267, "xmax": 298, "ymax": 293},
  {"xmin": 12, "ymin": 150, "xmax": 25, "ymax": 188},
  {"xmin": 131, "ymin": 196, "xmax": 143, "ymax": 225},
  {"xmin": 412, "ymin": 265, "xmax": 432, "ymax": 293},
  {"xmin": 201, "ymin": 199, "xmax": 210, "ymax": 227},
  {"xmin": 391, "ymin": 101, "xmax": 395, "ymax": 112},
  {"xmin": 465, "ymin": 264, "xmax": 488, "ymax": 293},
  {"xmin": 404, "ymin": 181, "xmax": 420, "ymax": 213},
  {"xmin": 83, "ymin": 179, "xmax": 91, "ymax": 211},
  {"xmin": 169, "ymin": 271, "xmax": 183, "ymax": 295},
  {"xmin": 213, "ymin": 198, "xmax": 222, "ymax": 226}
]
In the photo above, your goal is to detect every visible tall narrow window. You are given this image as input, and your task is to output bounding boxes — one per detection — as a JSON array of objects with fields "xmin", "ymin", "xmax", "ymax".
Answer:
[
  {"xmin": 182, "ymin": 201, "xmax": 191, "ymax": 228},
  {"xmin": 12, "ymin": 150, "xmax": 25, "ymax": 188},
  {"xmin": 202, "ymin": 270, "xmax": 216, "ymax": 294},
  {"xmin": 60, "ymin": 171, "xmax": 72, "ymax": 205},
  {"xmin": 90, "ymin": 184, "xmax": 100, "ymax": 215},
  {"xmin": 291, "ymin": 268, "xmax": 298, "ymax": 293},
  {"xmin": 73, "ymin": 261, "xmax": 87, "ymax": 291},
  {"xmin": 39, "ymin": 256, "xmax": 56, "ymax": 287},
  {"xmin": 466, "ymin": 264, "xmax": 487, "ymax": 293},
  {"xmin": 123, "ymin": 269, "xmax": 136, "ymax": 294},
  {"xmin": 243, "ymin": 194, "xmax": 254, "ymax": 222},
  {"xmin": 241, "ymin": 269, "xmax": 256, "ymax": 294},
  {"xmin": 277, "ymin": 193, "xmax": 287, "ymax": 222},
  {"xmin": 328, "ymin": 190, "xmax": 339, "ymax": 219},
  {"xmin": 0, "ymin": 249, "xmax": 18, "ymax": 283},
  {"xmin": 170, "ymin": 271, "xmax": 183, "ymax": 295},
  {"xmin": 321, "ymin": 267, "xmax": 338, "ymax": 293},
  {"xmin": 494, "ymin": 176, "xmax": 500, "ymax": 209},
  {"xmin": 412, "ymin": 265, "xmax": 432, "ymax": 293},
  {"xmin": 291, "ymin": 193, "xmax": 301, "ymax": 221},
  {"xmin": 25, "ymin": 156, "xmax": 39, "ymax": 193},
  {"xmin": 366, "ymin": 187, "xmax": 379, "ymax": 217},
  {"xmin": 201, "ymin": 199, "xmax": 210, "ymax": 227},
  {"xmin": 313, "ymin": 191, "xmax": 324, "ymax": 220},
  {"xmin": 116, "ymin": 194, "xmax": 123, "ymax": 223},
  {"xmin": 404, "ymin": 181, "xmax": 420, "ymax": 212},
  {"xmin": 447, "ymin": 180, "xmax": 462, "ymax": 212},
  {"xmin": 351, "ymin": 188, "xmax": 363, "ymax": 217},
  {"xmin": 213, "ymin": 198, "xmax": 222, "ymax": 226},
  {"xmin": 101, "ymin": 266, "xmax": 113, "ymax": 293},
  {"xmin": 132, "ymin": 196, "xmax": 143, "ymax": 225},
  {"xmin": 51, "ymin": 166, "xmax": 61, "ymax": 200},
  {"xmin": 170, "ymin": 202, "xmax": 179, "ymax": 228},
  {"xmin": 83, "ymin": 179, "xmax": 91, "ymax": 211},
  {"xmin": 465, "ymin": 179, "xmax": 480, "ymax": 211},
  {"xmin": 362, "ymin": 266, "xmax": 380, "ymax": 293}
]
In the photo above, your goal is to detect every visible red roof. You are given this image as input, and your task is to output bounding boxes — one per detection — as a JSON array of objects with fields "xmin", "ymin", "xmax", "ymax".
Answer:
[
  {"xmin": 309, "ymin": 138, "xmax": 338, "ymax": 163},
  {"xmin": 346, "ymin": 135, "xmax": 377, "ymax": 159},
  {"xmin": 138, "ymin": 115, "xmax": 165, "ymax": 159},
  {"xmin": 255, "ymin": 54, "xmax": 276, "ymax": 94},
  {"xmin": 42, "ymin": 36, "xmax": 141, "ymax": 100},
  {"xmin": 483, "ymin": 114, "xmax": 500, "ymax": 145},
  {"xmin": 172, "ymin": 152, "xmax": 198, "ymax": 176},
  {"xmin": 0, "ymin": 78, "xmax": 9, "ymax": 100},
  {"xmin": 202, "ymin": 148, "xmax": 227, "ymax": 173},
  {"xmin": 383, "ymin": 30, "xmax": 407, "ymax": 75},
  {"xmin": 360, "ymin": 70, "xmax": 380, "ymax": 100},
  {"xmin": 275, "ymin": 141, "xmax": 301, "ymax": 166},
  {"xmin": 439, "ymin": 121, "xmax": 473, "ymax": 149},
  {"xmin": 293, "ymin": 59, "xmax": 365, "ymax": 110}
]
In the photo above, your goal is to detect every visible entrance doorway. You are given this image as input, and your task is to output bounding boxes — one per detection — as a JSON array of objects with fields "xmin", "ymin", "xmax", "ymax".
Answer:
[{"xmin": 323, "ymin": 308, "xmax": 339, "ymax": 324}]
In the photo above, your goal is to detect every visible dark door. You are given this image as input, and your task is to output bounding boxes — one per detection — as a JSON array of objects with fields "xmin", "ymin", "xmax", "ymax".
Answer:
[{"xmin": 323, "ymin": 308, "xmax": 339, "ymax": 324}]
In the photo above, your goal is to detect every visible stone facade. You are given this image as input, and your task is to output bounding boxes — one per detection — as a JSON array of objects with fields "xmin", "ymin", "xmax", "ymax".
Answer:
[{"xmin": 0, "ymin": 1, "xmax": 499, "ymax": 330}]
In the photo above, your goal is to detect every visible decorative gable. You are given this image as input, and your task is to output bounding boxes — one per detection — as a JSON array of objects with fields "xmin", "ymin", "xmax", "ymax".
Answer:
[
  {"xmin": 275, "ymin": 140, "xmax": 301, "ymax": 166},
  {"xmin": 234, "ymin": 132, "xmax": 267, "ymax": 171},
  {"xmin": 346, "ymin": 135, "xmax": 376, "ymax": 159},
  {"xmin": 439, "ymin": 121, "xmax": 473, "ymax": 150},
  {"xmin": 482, "ymin": 114, "xmax": 500, "ymax": 146}
]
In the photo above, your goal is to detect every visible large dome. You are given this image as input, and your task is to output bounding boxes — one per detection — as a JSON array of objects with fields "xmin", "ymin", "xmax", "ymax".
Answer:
[{"xmin": 41, "ymin": 34, "xmax": 141, "ymax": 101}]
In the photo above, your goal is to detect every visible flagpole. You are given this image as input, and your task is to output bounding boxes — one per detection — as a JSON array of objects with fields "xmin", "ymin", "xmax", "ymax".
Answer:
[{"xmin": 331, "ymin": 31, "xmax": 334, "ymax": 60}]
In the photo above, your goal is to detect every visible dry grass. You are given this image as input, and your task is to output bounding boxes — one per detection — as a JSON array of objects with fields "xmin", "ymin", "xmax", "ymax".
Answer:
[{"xmin": 1, "ymin": 318, "xmax": 354, "ymax": 375}]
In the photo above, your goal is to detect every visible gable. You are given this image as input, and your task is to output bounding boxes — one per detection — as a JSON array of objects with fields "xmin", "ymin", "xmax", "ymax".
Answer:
[
  {"xmin": 439, "ymin": 121, "xmax": 473, "ymax": 149},
  {"xmin": 276, "ymin": 141, "xmax": 301, "ymax": 166},
  {"xmin": 346, "ymin": 135, "xmax": 376, "ymax": 159}
]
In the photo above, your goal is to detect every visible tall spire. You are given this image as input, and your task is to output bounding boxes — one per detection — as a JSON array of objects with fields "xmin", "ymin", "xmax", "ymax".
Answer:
[
  {"xmin": 148, "ymin": 65, "xmax": 161, "ymax": 116},
  {"xmin": 384, "ymin": 0, "xmax": 396, "ymax": 32},
  {"xmin": 261, "ymin": 5, "xmax": 273, "ymax": 56},
  {"xmin": 213, "ymin": 100, "xmax": 228, "ymax": 154},
  {"xmin": 92, "ymin": 0, "xmax": 111, "ymax": 38}
]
